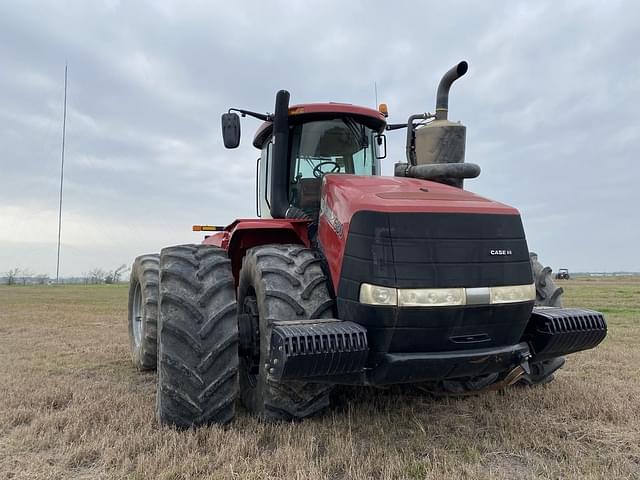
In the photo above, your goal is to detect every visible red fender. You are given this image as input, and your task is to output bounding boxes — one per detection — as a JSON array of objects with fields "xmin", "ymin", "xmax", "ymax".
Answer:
[{"xmin": 202, "ymin": 219, "xmax": 311, "ymax": 284}]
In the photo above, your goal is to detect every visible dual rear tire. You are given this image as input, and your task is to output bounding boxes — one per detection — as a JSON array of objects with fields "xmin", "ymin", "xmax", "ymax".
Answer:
[
  {"xmin": 128, "ymin": 243, "xmax": 332, "ymax": 427},
  {"xmin": 128, "ymin": 254, "xmax": 159, "ymax": 371},
  {"xmin": 156, "ymin": 245, "xmax": 239, "ymax": 427}
]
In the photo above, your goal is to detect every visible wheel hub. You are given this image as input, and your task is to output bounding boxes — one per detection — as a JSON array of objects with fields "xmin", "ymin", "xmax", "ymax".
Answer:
[
  {"xmin": 238, "ymin": 296, "xmax": 260, "ymax": 375},
  {"xmin": 132, "ymin": 282, "xmax": 143, "ymax": 347}
]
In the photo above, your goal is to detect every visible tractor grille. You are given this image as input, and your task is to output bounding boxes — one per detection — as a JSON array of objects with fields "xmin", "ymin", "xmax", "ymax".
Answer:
[
  {"xmin": 335, "ymin": 211, "xmax": 535, "ymax": 356},
  {"xmin": 337, "ymin": 211, "xmax": 532, "ymax": 301},
  {"xmin": 524, "ymin": 307, "xmax": 607, "ymax": 360}
]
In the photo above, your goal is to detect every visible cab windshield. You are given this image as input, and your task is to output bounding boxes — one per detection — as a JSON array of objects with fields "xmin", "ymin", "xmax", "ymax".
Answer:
[
  {"xmin": 287, "ymin": 118, "xmax": 379, "ymax": 215},
  {"xmin": 289, "ymin": 118, "xmax": 379, "ymax": 180}
]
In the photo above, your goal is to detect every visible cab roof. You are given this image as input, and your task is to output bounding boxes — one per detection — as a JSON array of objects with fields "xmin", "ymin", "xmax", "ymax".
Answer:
[{"xmin": 252, "ymin": 103, "xmax": 387, "ymax": 148}]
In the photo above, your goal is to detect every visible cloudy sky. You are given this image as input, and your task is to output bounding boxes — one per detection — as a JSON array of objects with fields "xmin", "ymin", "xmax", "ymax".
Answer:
[{"xmin": 1, "ymin": 0, "xmax": 638, "ymax": 277}]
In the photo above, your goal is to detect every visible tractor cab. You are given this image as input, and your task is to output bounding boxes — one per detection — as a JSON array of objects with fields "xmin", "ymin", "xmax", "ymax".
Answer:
[{"xmin": 223, "ymin": 101, "xmax": 387, "ymax": 219}]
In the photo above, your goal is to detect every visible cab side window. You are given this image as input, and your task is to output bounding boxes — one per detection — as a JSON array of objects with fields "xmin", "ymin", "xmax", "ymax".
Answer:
[{"xmin": 265, "ymin": 142, "xmax": 273, "ymax": 207}]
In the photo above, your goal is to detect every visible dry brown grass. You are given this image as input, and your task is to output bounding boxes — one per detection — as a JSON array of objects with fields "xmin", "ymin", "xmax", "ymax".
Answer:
[{"xmin": 0, "ymin": 277, "xmax": 639, "ymax": 479}]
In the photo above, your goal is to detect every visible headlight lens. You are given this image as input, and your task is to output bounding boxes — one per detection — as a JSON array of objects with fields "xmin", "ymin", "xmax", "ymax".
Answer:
[
  {"xmin": 359, "ymin": 283, "xmax": 397, "ymax": 306},
  {"xmin": 359, "ymin": 283, "xmax": 535, "ymax": 307},
  {"xmin": 489, "ymin": 284, "xmax": 536, "ymax": 304},
  {"xmin": 398, "ymin": 288, "xmax": 465, "ymax": 307}
]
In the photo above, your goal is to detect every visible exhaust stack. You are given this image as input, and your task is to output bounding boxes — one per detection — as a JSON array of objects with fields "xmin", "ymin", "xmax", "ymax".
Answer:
[
  {"xmin": 435, "ymin": 61, "xmax": 468, "ymax": 121},
  {"xmin": 412, "ymin": 60, "xmax": 474, "ymax": 187},
  {"xmin": 270, "ymin": 90, "xmax": 291, "ymax": 219}
]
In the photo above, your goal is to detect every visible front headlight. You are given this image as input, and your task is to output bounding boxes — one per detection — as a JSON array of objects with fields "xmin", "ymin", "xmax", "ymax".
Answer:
[
  {"xmin": 398, "ymin": 288, "xmax": 466, "ymax": 307},
  {"xmin": 359, "ymin": 283, "xmax": 535, "ymax": 307},
  {"xmin": 489, "ymin": 284, "xmax": 536, "ymax": 304},
  {"xmin": 359, "ymin": 283, "xmax": 397, "ymax": 306}
]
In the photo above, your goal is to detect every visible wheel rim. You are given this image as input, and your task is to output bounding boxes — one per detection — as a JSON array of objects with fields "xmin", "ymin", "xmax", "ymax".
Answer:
[
  {"xmin": 240, "ymin": 295, "xmax": 260, "ymax": 388},
  {"xmin": 132, "ymin": 282, "xmax": 143, "ymax": 347}
]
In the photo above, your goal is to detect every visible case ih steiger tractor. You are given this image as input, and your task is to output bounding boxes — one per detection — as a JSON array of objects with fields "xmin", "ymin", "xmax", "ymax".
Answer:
[{"xmin": 128, "ymin": 61, "xmax": 607, "ymax": 427}]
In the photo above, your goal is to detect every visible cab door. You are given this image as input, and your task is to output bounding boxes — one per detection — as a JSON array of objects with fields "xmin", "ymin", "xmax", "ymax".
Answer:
[{"xmin": 257, "ymin": 140, "xmax": 273, "ymax": 218}]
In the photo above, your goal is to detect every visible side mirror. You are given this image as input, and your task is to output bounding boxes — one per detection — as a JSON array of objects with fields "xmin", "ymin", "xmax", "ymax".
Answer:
[
  {"xmin": 221, "ymin": 112, "xmax": 241, "ymax": 148},
  {"xmin": 375, "ymin": 134, "xmax": 387, "ymax": 159}
]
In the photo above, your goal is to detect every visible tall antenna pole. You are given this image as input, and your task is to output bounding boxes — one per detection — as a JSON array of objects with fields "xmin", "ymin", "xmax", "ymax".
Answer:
[
  {"xmin": 56, "ymin": 63, "xmax": 68, "ymax": 283},
  {"xmin": 374, "ymin": 81, "xmax": 378, "ymax": 107}
]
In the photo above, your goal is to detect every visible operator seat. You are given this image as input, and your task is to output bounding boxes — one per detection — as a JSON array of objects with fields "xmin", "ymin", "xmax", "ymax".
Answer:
[{"xmin": 293, "ymin": 177, "xmax": 322, "ymax": 218}]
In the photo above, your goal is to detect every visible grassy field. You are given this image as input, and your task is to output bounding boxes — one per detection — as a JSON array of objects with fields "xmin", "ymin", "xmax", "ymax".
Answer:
[{"xmin": 0, "ymin": 278, "xmax": 638, "ymax": 479}]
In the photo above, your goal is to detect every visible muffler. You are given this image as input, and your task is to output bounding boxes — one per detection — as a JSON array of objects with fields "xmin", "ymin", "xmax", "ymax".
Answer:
[
  {"xmin": 400, "ymin": 60, "xmax": 479, "ymax": 188},
  {"xmin": 414, "ymin": 61, "xmax": 469, "ymax": 171}
]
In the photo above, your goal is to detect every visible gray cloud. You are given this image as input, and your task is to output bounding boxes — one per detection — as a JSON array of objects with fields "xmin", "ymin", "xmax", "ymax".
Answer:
[{"xmin": 1, "ymin": 0, "xmax": 638, "ymax": 276}]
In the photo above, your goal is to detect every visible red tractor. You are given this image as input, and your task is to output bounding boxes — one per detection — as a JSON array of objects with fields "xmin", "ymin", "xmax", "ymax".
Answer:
[{"xmin": 128, "ymin": 61, "xmax": 606, "ymax": 427}]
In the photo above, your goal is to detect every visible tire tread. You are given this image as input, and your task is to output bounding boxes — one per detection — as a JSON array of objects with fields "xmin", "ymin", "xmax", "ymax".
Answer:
[
  {"xmin": 157, "ymin": 244, "xmax": 239, "ymax": 427},
  {"xmin": 238, "ymin": 244, "xmax": 333, "ymax": 421}
]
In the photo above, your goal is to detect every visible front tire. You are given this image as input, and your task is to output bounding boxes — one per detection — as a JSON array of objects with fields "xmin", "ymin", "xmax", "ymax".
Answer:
[
  {"xmin": 529, "ymin": 252, "xmax": 563, "ymax": 307},
  {"xmin": 128, "ymin": 254, "xmax": 159, "ymax": 371},
  {"xmin": 237, "ymin": 244, "xmax": 334, "ymax": 421},
  {"xmin": 156, "ymin": 244, "xmax": 239, "ymax": 427},
  {"xmin": 520, "ymin": 252, "xmax": 566, "ymax": 386}
]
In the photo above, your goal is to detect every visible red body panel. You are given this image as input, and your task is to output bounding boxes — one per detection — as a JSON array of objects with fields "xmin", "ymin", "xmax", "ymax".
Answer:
[
  {"xmin": 202, "ymin": 175, "xmax": 519, "ymax": 293},
  {"xmin": 287, "ymin": 102, "xmax": 386, "ymax": 119},
  {"xmin": 202, "ymin": 218, "xmax": 310, "ymax": 283},
  {"xmin": 253, "ymin": 103, "xmax": 386, "ymax": 147},
  {"xmin": 317, "ymin": 175, "xmax": 520, "ymax": 291}
]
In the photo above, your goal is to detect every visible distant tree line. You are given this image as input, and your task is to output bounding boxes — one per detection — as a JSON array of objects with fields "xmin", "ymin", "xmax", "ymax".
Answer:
[
  {"xmin": 82, "ymin": 265, "xmax": 129, "ymax": 284},
  {"xmin": 2, "ymin": 268, "xmax": 48, "ymax": 285},
  {"xmin": 2, "ymin": 264, "xmax": 129, "ymax": 285}
]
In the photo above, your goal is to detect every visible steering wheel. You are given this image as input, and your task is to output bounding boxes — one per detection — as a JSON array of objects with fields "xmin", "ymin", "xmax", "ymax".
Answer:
[{"xmin": 312, "ymin": 161, "xmax": 341, "ymax": 178}]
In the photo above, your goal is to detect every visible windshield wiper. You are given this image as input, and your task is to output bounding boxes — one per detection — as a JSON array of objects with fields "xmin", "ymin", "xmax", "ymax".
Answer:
[{"xmin": 343, "ymin": 118, "xmax": 368, "ymax": 149}]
